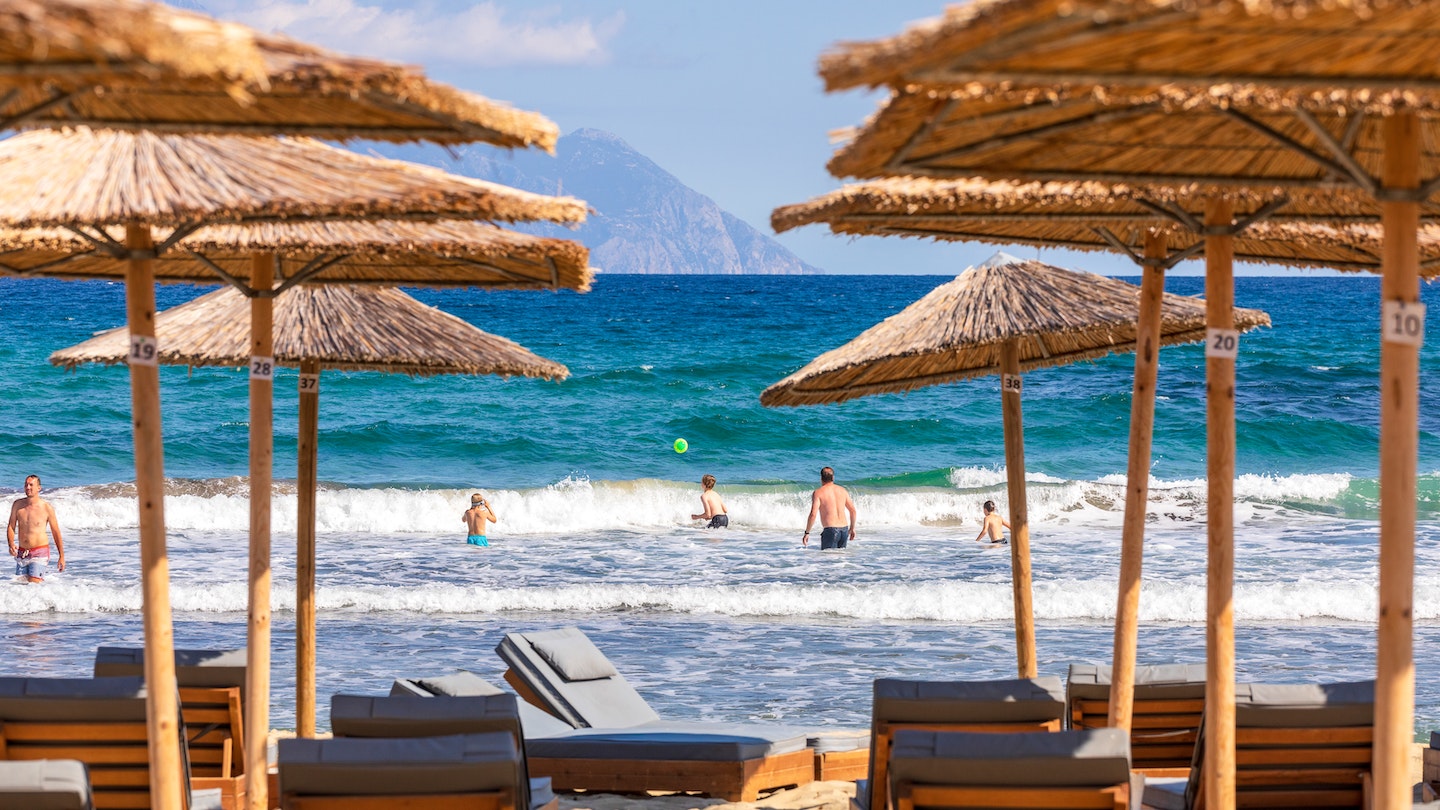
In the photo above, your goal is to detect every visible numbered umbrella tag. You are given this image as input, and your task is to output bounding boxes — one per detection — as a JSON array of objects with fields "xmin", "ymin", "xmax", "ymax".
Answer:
[
  {"xmin": 128, "ymin": 335, "xmax": 158, "ymax": 367},
  {"xmin": 1383, "ymin": 299, "xmax": 1426, "ymax": 347},
  {"xmin": 298, "ymin": 373, "xmax": 320, "ymax": 394},
  {"xmin": 1206, "ymin": 328, "xmax": 1240, "ymax": 359},
  {"xmin": 249, "ymin": 356, "xmax": 275, "ymax": 381},
  {"xmin": 1001, "ymin": 373, "xmax": 1022, "ymax": 395}
]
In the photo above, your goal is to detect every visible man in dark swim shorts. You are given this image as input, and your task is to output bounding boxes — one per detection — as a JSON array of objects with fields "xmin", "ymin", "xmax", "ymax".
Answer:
[{"xmin": 802, "ymin": 466, "xmax": 858, "ymax": 549}]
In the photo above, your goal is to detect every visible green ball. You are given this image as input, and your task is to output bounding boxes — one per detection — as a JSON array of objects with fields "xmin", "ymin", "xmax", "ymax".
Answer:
[{"xmin": 673, "ymin": 438, "xmax": 688, "ymax": 454}]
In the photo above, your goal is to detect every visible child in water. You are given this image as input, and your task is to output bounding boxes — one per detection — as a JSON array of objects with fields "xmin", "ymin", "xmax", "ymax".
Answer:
[
  {"xmin": 974, "ymin": 500, "xmax": 1009, "ymax": 544},
  {"xmin": 463, "ymin": 493, "xmax": 498, "ymax": 547}
]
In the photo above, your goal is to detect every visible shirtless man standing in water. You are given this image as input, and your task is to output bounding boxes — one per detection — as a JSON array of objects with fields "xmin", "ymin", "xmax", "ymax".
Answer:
[
  {"xmin": 7, "ymin": 475, "xmax": 64, "ymax": 583},
  {"xmin": 802, "ymin": 466, "xmax": 857, "ymax": 549},
  {"xmin": 463, "ymin": 493, "xmax": 498, "ymax": 547}
]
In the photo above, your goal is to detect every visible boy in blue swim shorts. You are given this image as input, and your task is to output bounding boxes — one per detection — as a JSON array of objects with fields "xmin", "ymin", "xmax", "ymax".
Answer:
[{"xmin": 463, "ymin": 492, "xmax": 497, "ymax": 548}]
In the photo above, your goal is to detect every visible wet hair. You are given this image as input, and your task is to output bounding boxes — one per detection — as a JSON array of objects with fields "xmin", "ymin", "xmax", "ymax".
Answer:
[
  {"xmin": 983, "ymin": 500, "xmax": 996, "ymax": 514},
  {"xmin": 701, "ymin": 474, "xmax": 716, "ymax": 489},
  {"xmin": 820, "ymin": 467, "xmax": 834, "ymax": 483},
  {"xmin": 24, "ymin": 474, "xmax": 39, "ymax": 487}
]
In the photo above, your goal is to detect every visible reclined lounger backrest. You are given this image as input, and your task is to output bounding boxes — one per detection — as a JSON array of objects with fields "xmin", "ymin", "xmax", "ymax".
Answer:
[
  {"xmin": 494, "ymin": 627, "xmax": 660, "ymax": 729},
  {"xmin": 1068, "ymin": 662, "xmax": 1206, "ymax": 771},
  {"xmin": 0, "ymin": 676, "xmax": 194, "ymax": 810},
  {"xmin": 866, "ymin": 677, "xmax": 1066, "ymax": 810},
  {"xmin": 278, "ymin": 732, "xmax": 519, "ymax": 810},
  {"xmin": 93, "ymin": 646, "xmax": 246, "ymax": 778},
  {"xmin": 888, "ymin": 727, "xmax": 1134, "ymax": 810},
  {"xmin": 1186, "ymin": 680, "xmax": 1375, "ymax": 810},
  {"xmin": 390, "ymin": 672, "xmax": 573, "ymax": 738}
]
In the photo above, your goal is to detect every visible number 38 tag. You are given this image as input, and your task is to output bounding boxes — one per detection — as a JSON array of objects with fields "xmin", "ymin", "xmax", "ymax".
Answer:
[
  {"xmin": 249, "ymin": 356, "xmax": 275, "ymax": 381},
  {"xmin": 1383, "ymin": 299, "xmax": 1426, "ymax": 347},
  {"xmin": 1001, "ymin": 374, "xmax": 1022, "ymax": 395},
  {"xmin": 1206, "ymin": 328, "xmax": 1240, "ymax": 360},
  {"xmin": 128, "ymin": 335, "xmax": 158, "ymax": 367}
]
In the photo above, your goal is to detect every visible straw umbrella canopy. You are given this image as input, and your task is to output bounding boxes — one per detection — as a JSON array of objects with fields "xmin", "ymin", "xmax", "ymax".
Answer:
[
  {"xmin": 761, "ymin": 253, "xmax": 1270, "ymax": 690},
  {"xmin": 0, "ymin": 0, "xmax": 558, "ymax": 149},
  {"xmin": 0, "ymin": 127, "xmax": 585, "ymax": 810},
  {"xmin": 812, "ymin": 8, "xmax": 1440, "ymax": 801},
  {"xmin": 48, "ymin": 279, "xmax": 571, "ymax": 742}
]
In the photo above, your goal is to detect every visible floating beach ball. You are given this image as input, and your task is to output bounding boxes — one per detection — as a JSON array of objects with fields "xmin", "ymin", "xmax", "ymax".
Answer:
[{"xmin": 673, "ymin": 438, "xmax": 688, "ymax": 454}]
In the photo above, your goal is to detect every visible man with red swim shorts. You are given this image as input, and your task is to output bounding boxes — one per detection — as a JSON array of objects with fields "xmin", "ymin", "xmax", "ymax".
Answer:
[{"xmin": 7, "ymin": 474, "xmax": 64, "ymax": 583}]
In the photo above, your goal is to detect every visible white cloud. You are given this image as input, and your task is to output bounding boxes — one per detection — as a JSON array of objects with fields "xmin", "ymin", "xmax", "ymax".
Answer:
[{"xmin": 208, "ymin": 0, "xmax": 623, "ymax": 68}]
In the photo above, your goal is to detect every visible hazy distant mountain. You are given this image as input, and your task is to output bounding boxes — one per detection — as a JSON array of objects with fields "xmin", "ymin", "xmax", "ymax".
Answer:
[{"xmin": 364, "ymin": 129, "xmax": 821, "ymax": 275}]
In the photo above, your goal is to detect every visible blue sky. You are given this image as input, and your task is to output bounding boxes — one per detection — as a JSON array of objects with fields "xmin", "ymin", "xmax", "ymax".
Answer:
[{"xmin": 197, "ymin": 0, "xmax": 1332, "ymax": 276}]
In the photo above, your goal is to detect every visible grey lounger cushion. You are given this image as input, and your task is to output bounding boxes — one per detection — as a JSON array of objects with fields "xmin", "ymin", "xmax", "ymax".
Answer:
[
  {"xmin": 93, "ymin": 647, "xmax": 246, "ymax": 689},
  {"xmin": 527, "ymin": 719, "xmax": 809, "ymax": 762},
  {"xmin": 1235, "ymin": 680, "xmax": 1374, "ymax": 728},
  {"xmin": 390, "ymin": 673, "xmax": 574, "ymax": 738},
  {"xmin": 496, "ymin": 627, "xmax": 660, "ymax": 729},
  {"xmin": 873, "ymin": 677, "xmax": 1066, "ymax": 724},
  {"xmin": 808, "ymin": 728, "xmax": 870, "ymax": 754},
  {"xmin": 0, "ymin": 760, "xmax": 93, "ymax": 810},
  {"xmin": 332, "ymin": 694, "xmax": 523, "ymax": 739},
  {"xmin": 0, "ymin": 676, "xmax": 147, "ymax": 721},
  {"xmin": 1067, "ymin": 663, "xmax": 1207, "ymax": 700},
  {"xmin": 889, "ymin": 727, "xmax": 1131, "ymax": 790},
  {"xmin": 1431, "ymin": 731, "xmax": 1439, "ymax": 748},
  {"xmin": 279, "ymin": 732, "xmax": 520, "ymax": 798}
]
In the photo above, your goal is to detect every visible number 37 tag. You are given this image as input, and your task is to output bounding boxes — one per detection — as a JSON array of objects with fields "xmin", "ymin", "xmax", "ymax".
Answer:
[{"xmin": 1383, "ymin": 300, "xmax": 1426, "ymax": 347}]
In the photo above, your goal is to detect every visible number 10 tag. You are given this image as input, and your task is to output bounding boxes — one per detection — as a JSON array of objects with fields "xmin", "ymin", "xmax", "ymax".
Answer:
[
  {"xmin": 298, "ymin": 373, "xmax": 319, "ymax": 394},
  {"xmin": 1206, "ymin": 328, "xmax": 1240, "ymax": 359},
  {"xmin": 249, "ymin": 356, "xmax": 275, "ymax": 381},
  {"xmin": 1001, "ymin": 374, "xmax": 1022, "ymax": 395},
  {"xmin": 1383, "ymin": 299, "xmax": 1426, "ymax": 347},
  {"xmin": 128, "ymin": 335, "xmax": 158, "ymax": 367}
]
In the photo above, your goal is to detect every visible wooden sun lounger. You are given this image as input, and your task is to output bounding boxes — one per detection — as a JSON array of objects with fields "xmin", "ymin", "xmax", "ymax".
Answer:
[
  {"xmin": 865, "ymin": 677, "xmax": 1066, "ymax": 810},
  {"xmin": 1068, "ymin": 663, "xmax": 1206, "ymax": 775},
  {"xmin": 278, "ymin": 733, "xmax": 522, "ymax": 810}
]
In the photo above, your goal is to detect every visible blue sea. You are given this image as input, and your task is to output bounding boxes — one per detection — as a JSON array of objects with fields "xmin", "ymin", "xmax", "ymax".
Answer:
[{"xmin": 2, "ymin": 271, "xmax": 1440, "ymax": 738}]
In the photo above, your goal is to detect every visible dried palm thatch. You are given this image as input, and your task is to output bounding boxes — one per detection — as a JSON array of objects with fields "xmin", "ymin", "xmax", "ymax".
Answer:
[
  {"xmin": 0, "ymin": 129, "xmax": 586, "ymax": 229},
  {"xmin": 772, "ymin": 177, "xmax": 1440, "ymax": 275},
  {"xmin": 0, "ymin": 0, "xmax": 557, "ymax": 148},
  {"xmin": 51, "ymin": 284, "xmax": 568, "ymax": 380},
  {"xmin": 827, "ymin": 84, "xmax": 1440, "ymax": 201},
  {"xmin": 0, "ymin": 220, "xmax": 593, "ymax": 292},
  {"xmin": 820, "ymin": 0, "xmax": 1440, "ymax": 114},
  {"xmin": 760, "ymin": 253, "xmax": 1269, "ymax": 407}
]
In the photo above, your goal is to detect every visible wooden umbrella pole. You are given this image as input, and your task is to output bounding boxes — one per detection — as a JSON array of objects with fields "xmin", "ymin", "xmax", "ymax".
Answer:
[
  {"xmin": 1376, "ymin": 110, "xmax": 1420, "ymax": 810},
  {"xmin": 245, "ymin": 254, "xmax": 276, "ymax": 810},
  {"xmin": 296, "ymin": 358, "xmax": 320, "ymax": 739},
  {"xmin": 125, "ymin": 224, "xmax": 185, "ymax": 810},
  {"xmin": 999, "ymin": 338, "xmax": 1037, "ymax": 678},
  {"xmin": 1204, "ymin": 198, "xmax": 1237, "ymax": 810},
  {"xmin": 1109, "ymin": 230, "xmax": 1168, "ymax": 733}
]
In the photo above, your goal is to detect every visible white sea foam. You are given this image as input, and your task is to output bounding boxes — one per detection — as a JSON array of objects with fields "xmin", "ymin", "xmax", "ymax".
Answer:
[{"xmin": 41, "ymin": 470, "xmax": 1368, "ymax": 536}]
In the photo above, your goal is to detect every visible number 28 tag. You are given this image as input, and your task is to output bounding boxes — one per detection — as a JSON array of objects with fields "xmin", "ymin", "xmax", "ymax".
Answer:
[
  {"xmin": 298, "ymin": 373, "xmax": 319, "ymax": 394},
  {"xmin": 1001, "ymin": 374, "xmax": 1022, "ymax": 395},
  {"xmin": 249, "ymin": 356, "xmax": 275, "ymax": 381},
  {"xmin": 1206, "ymin": 328, "xmax": 1240, "ymax": 360},
  {"xmin": 128, "ymin": 335, "xmax": 158, "ymax": 367},
  {"xmin": 1383, "ymin": 299, "xmax": 1426, "ymax": 347}
]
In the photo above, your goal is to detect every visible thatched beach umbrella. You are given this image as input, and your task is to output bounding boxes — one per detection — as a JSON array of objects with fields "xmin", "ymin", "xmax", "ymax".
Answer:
[
  {"xmin": 761, "ymin": 253, "xmax": 1269, "ymax": 687},
  {"xmin": 0, "ymin": 127, "xmax": 584, "ymax": 810},
  {"xmin": 0, "ymin": 0, "xmax": 558, "ymax": 149},
  {"xmin": 27, "ymin": 217, "xmax": 590, "ymax": 740},
  {"xmin": 814, "ymin": 8, "xmax": 1440, "ymax": 801},
  {"xmin": 50, "ymin": 280, "xmax": 572, "ymax": 738}
]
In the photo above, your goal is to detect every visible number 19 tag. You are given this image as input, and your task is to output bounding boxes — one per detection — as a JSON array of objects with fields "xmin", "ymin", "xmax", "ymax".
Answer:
[
  {"xmin": 1001, "ymin": 374, "xmax": 1022, "ymax": 395},
  {"xmin": 249, "ymin": 356, "xmax": 275, "ymax": 381},
  {"xmin": 1206, "ymin": 328, "xmax": 1240, "ymax": 359},
  {"xmin": 128, "ymin": 335, "xmax": 158, "ymax": 367},
  {"xmin": 298, "ymin": 373, "xmax": 319, "ymax": 394},
  {"xmin": 1383, "ymin": 299, "xmax": 1426, "ymax": 347}
]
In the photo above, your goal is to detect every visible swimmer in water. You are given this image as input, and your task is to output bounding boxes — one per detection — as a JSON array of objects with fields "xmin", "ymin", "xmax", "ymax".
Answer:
[{"xmin": 974, "ymin": 500, "xmax": 1009, "ymax": 544}]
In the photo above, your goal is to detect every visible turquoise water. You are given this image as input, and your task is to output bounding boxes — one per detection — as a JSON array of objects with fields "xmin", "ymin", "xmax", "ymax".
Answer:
[{"xmin": 2, "ymin": 272, "xmax": 1439, "ymax": 735}]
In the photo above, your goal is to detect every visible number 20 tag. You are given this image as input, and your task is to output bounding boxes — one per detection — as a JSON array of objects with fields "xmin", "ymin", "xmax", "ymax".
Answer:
[
  {"xmin": 298, "ymin": 373, "xmax": 319, "ymax": 394},
  {"xmin": 1383, "ymin": 300, "xmax": 1426, "ymax": 347},
  {"xmin": 128, "ymin": 335, "xmax": 158, "ymax": 367},
  {"xmin": 1001, "ymin": 374, "xmax": 1022, "ymax": 395},
  {"xmin": 249, "ymin": 356, "xmax": 275, "ymax": 381},
  {"xmin": 1206, "ymin": 328, "xmax": 1240, "ymax": 360}
]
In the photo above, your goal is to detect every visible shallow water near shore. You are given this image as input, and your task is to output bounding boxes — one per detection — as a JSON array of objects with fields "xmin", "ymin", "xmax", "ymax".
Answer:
[{"xmin": 3, "ymin": 273, "xmax": 1440, "ymax": 738}]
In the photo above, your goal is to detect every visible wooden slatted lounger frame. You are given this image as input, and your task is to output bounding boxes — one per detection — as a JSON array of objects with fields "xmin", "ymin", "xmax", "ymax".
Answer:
[
  {"xmin": 0, "ymin": 718, "xmax": 175, "ymax": 810},
  {"xmin": 1071, "ymin": 695, "xmax": 1203, "ymax": 775},
  {"xmin": 869, "ymin": 717, "xmax": 1061, "ymax": 810},
  {"xmin": 1191, "ymin": 724, "xmax": 1372, "ymax": 809},
  {"xmin": 895, "ymin": 782, "xmax": 1130, "ymax": 810},
  {"xmin": 182, "ymin": 686, "xmax": 245, "ymax": 810},
  {"xmin": 283, "ymin": 787, "xmax": 515, "ymax": 810},
  {"xmin": 815, "ymin": 745, "xmax": 868, "ymax": 782}
]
